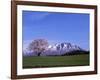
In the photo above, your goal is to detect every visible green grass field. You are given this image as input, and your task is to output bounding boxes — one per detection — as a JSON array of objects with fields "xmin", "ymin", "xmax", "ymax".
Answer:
[{"xmin": 23, "ymin": 54, "xmax": 89, "ymax": 68}]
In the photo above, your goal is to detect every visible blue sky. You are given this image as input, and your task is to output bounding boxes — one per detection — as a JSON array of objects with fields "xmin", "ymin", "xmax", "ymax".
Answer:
[{"xmin": 22, "ymin": 11, "xmax": 90, "ymax": 50}]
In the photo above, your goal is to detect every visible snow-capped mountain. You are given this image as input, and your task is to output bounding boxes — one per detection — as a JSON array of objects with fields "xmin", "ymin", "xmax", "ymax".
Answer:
[
  {"xmin": 23, "ymin": 42, "xmax": 84, "ymax": 56},
  {"xmin": 47, "ymin": 43, "xmax": 82, "ymax": 51},
  {"xmin": 40, "ymin": 42, "xmax": 83, "ymax": 56}
]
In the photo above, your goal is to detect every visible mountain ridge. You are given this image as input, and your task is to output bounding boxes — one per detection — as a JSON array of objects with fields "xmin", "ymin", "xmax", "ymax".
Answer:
[{"xmin": 23, "ymin": 42, "xmax": 87, "ymax": 56}]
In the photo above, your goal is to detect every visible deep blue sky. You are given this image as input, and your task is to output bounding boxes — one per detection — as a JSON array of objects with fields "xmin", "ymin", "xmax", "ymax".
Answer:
[{"xmin": 22, "ymin": 11, "xmax": 90, "ymax": 50}]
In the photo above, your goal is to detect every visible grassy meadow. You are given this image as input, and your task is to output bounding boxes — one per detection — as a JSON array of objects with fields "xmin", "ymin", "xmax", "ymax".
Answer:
[{"xmin": 23, "ymin": 54, "xmax": 89, "ymax": 68}]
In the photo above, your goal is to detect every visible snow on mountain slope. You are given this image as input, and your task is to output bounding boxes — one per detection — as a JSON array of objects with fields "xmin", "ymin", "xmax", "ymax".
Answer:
[
  {"xmin": 40, "ymin": 42, "xmax": 82, "ymax": 56},
  {"xmin": 47, "ymin": 43, "xmax": 82, "ymax": 51}
]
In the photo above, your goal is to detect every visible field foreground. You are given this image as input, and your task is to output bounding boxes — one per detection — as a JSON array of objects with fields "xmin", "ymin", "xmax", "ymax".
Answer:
[{"xmin": 23, "ymin": 54, "xmax": 89, "ymax": 68}]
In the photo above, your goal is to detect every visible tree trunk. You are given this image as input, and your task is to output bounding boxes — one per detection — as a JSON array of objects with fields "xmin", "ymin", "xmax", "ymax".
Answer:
[{"xmin": 38, "ymin": 52, "xmax": 41, "ymax": 56}]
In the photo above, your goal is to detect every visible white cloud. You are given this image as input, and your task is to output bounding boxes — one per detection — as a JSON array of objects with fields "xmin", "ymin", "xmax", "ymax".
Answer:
[{"xmin": 30, "ymin": 12, "xmax": 51, "ymax": 21}]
